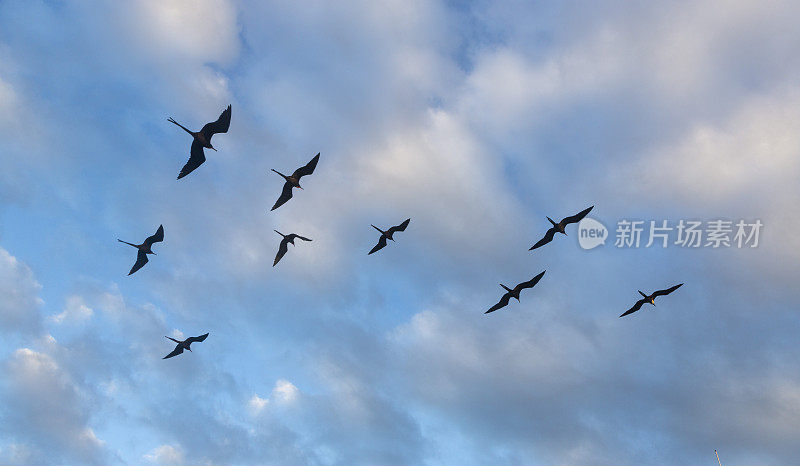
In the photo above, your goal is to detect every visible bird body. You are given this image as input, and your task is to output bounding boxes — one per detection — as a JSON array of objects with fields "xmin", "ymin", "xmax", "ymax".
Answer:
[
  {"xmin": 619, "ymin": 283, "xmax": 683, "ymax": 317},
  {"xmin": 270, "ymin": 153, "xmax": 320, "ymax": 211},
  {"xmin": 369, "ymin": 218, "xmax": 410, "ymax": 254},
  {"xmin": 168, "ymin": 105, "xmax": 232, "ymax": 179},
  {"xmin": 163, "ymin": 333, "xmax": 209, "ymax": 359},
  {"xmin": 530, "ymin": 206, "xmax": 594, "ymax": 250},
  {"xmin": 273, "ymin": 230, "xmax": 312, "ymax": 266},
  {"xmin": 118, "ymin": 225, "xmax": 164, "ymax": 275},
  {"xmin": 485, "ymin": 271, "xmax": 546, "ymax": 314}
]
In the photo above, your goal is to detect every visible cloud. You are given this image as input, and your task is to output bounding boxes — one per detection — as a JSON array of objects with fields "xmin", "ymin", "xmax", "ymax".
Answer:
[
  {"xmin": 0, "ymin": 247, "xmax": 42, "ymax": 336},
  {"xmin": 144, "ymin": 444, "xmax": 185, "ymax": 465},
  {"xmin": 0, "ymin": 348, "xmax": 107, "ymax": 465},
  {"xmin": 50, "ymin": 295, "xmax": 94, "ymax": 324}
]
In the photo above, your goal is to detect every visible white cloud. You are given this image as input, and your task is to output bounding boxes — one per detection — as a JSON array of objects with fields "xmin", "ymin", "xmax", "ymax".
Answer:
[
  {"xmin": 0, "ymin": 247, "xmax": 42, "ymax": 335},
  {"xmin": 144, "ymin": 444, "xmax": 185, "ymax": 465},
  {"xmin": 271, "ymin": 379, "xmax": 299, "ymax": 405},
  {"xmin": 50, "ymin": 295, "xmax": 94, "ymax": 324},
  {"xmin": 2, "ymin": 348, "xmax": 106, "ymax": 464},
  {"xmin": 248, "ymin": 394, "xmax": 269, "ymax": 414}
]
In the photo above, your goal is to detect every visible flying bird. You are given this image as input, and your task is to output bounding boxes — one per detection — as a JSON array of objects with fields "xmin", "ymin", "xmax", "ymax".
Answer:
[
  {"xmin": 368, "ymin": 218, "xmax": 410, "ymax": 255},
  {"xmin": 529, "ymin": 205, "xmax": 594, "ymax": 250},
  {"xmin": 485, "ymin": 270, "xmax": 546, "ymax": 314},
  {"xmin": 118, "ymin": 225, "xmax": 164, "ymax": 275},
  {"xmin": 168, "ymin": 104, "xmax": 232, "ymax": 179},
  {"xmin": 163, "ymin": 333, "xmax": 209, "ymax": 359},
  {"xmin": 270, "ymin": 152, "xmax": 320, "ymax": 211},
  {"xmin": 619, "ymin": 283, "xmax": 683, "ymax": 317},
  {"xmin": 273, "ymin": 230, "xmax": 312, "ymax": 266}
]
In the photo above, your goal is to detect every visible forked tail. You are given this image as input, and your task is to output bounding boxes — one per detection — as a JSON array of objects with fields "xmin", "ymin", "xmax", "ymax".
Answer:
[{"xmin": 167, "ymin": 117, "xmax": 193, "ymax": 135}]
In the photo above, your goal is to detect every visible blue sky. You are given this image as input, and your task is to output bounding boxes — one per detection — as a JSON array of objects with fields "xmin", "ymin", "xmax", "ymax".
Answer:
[{"xmin": 1, "ymin": 0, "xmax": 799, "ymax": 464}]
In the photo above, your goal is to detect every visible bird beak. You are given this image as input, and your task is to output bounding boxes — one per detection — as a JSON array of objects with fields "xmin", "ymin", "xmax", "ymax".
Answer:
[
  {"xmin": 298, "ymin": 186, "xmax": 304, "ymax": 190},
  {"xmin": 210, "ymin": 147, "xmax": 217, "ymax": 152}
]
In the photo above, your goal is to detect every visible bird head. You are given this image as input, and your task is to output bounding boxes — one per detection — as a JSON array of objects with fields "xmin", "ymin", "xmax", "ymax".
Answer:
[
  {"xmin": 650, "ymin": 299, "xmax": 656, "ymax": 306},
  {"xmin": 297, "ymin": 184, "xmax": 304, "ymax": 190},
  {"xmin": 149, "ymin": 251, "xmax": 157, "ymax": 255},
  {"xmin": 209, "ymin": 144, "xmax": 217, "ymax": 151}
]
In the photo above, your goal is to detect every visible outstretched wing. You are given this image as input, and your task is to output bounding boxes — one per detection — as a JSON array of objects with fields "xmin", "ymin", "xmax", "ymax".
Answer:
[
  {"xmin": 292, "ymin": 152, "xmax": 320, "ymax": 179},
  {"xmin": 271, "ymin": 182, "xmax": 294, "ymax": 211},
  {"xmin": 143, "ymin": 225, "xmax": 164, "ymax": 248},
  {"xmin": 178, "ymin": 140, "xmax": 206, "ymax": 179},
  {"xmin": 163, "ymin": 345, "xmax": 184, "ymax": 359},
  {"xmin": 619, "ymin": 299, "xmax": 647, "ymax": 318},
  {"xmin": 652, "ymin": 283, "xmax": 683, "ymax": 298},
  {"xmin": 273, "ymin": 239, "xmax": 289, "ymax": 266},
  {"xmin": 128, "ymin": 250, "xmax": 149, "ymax": 276},
  {"xmin": 200, "ymin": 105, "xmax": 231, "ymax": 141},
  {"xmin": 387, "ymin": 218, "xmax": 411, "ymax": 235},
  {"xmin": 485, "ymin": 293, "xmax": 512, "ymax": 314},
  {"xmin": 186, "ymin": 333, "xmax": 209, "ymax": 344},
  {"xmin": 369, "ymin": 235, "xmax": 388, "ymax": 255},
  {"xmin": 561, "ymin": 205, "xmax": 594, "ymax": 225},
  {"xmin": 529, "ymin": 227, "xmax": 557, "ymax": 250},
  {"xmin": 514, "ymin": 270, "xmax": 546, "ymax": 293}
]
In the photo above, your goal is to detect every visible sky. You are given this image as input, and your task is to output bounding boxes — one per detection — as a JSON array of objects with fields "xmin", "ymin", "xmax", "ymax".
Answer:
[{"xmin": 0, "ymin": 0, "xmax": 799, "ymax": 464}]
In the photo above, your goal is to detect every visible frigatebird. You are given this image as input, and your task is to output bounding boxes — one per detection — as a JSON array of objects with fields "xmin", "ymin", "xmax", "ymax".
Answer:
[
  {"xmin": 270, "ymin": 152, "xmax": 320, "ymax": 211},
  {"xmin": 529, "ymin": 205, "xmax": 594, "ymax": 250},
  {"xmin": 273, "ymin": 230, "xmax": 312, "ymax": 266},
  {"xmin": 118, "ymin": 225, "xmax": 164, "ymax": 276},
  {"xmin": 369, "ymin": 218, "xmax": 410, "ymax": 255},
  {"xmin": 619, "ymin": 283, "xmax": 683, "ymax": 317},
  {"xmin": 168, "ymin": 104, "xmax": 231, "ymax": 179},
  {"xmin": 485, "ymin": 270, "xmax": 546, "ymax": 314},
  {"xmin": 163, "ymin": 333, "xmax": 209, "ymax": 359}
]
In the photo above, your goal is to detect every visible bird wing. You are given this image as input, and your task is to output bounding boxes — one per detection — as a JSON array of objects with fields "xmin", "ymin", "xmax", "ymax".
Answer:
[
  {"xmin": 143, "ymin": 225, "xmax": 164, "ymax": 248},
  {"xmin": 200, "ymin": 105, "xmax": 232, "ymax": 141},
  {"xmin": 652, "ymin": 283, "xmax": 683, "ymax": 298},
  {"xmin": 186, "ymin": 333, "xmax": 209, "ymax": 344},
  {"xmin": 163, "ymin": 345, "xmax": 184, "ymax": 359},
  {"xmin": 128, "ymin": 250, "xmax": 149, "ymax": 275},
  {"xmin": 529, "ymin": 227, "xmax": 557, "ymax": 250},
  {"xmin": 292, "ymin": 152, "xmax": 320, "ymax": 179},
  {"xmin": 387, "ymin": 218, "xmax": 411, "ymax": 235},
  {"xmin": 619, "ymin": 299, "xmax": 647, "ymax": 317},
  {"xmin": 369, "ymin": 235, "xmax": 388, "ymax": 255},
  {"xmin": 271, "ymin": 182, "xmax": 294, "ymax": 211},
  {"xmin": 273, "ymin": 238, "xmax": 289, "ymax": 266},
  {"xmin": 514, "ymin": 270, "xmax": 546, "ymax": 293},
  {"xmin": 177, "ymin": 140, "xmax": 206, "ymax": 179},
  {"xmin": 485, "ymin": 293, "xmax": 512, "ymax": 314},
  {"xmin": 561, "ymin": 205, "xmax": 594, "ymax": 225}
]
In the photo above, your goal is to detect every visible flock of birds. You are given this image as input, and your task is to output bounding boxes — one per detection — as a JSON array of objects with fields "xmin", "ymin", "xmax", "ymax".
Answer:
[{"xmin": 117, "ymin": 104, "xmax": 683, "ymax": 360}]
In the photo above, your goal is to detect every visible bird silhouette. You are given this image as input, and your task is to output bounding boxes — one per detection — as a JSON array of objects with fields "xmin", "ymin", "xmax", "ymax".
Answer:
[
  {"xmin": 163, "ymin": 333, "xmax": 209, "ymax": 359},
  {"xmin": 270, "ymin": 152, "xmax": 320, "ymax": 211},
  {"xmin": 168, "ymin": 104, "xmax": 231, "ymax": 179},
  {"xmin": 273, "ymin": 230, "xmax": 312, "ymax": 266},
  {"xmin": 485, "ymin": 270, "xmax": 546, "ymax": 314},
  {"xmin": 369, "ymin": 218, "xmax": 410, "ymax": 255},
  {"xmin": 118, "ymin": 225, "xmax": 164, "ymax": 275},
  {"xmin": 529, "ymin": 205, "xmax": 593, "ymax": 250},
  {"xmin": 619, "ymin": 283, "xmax": 683, "ymax": 317}
]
